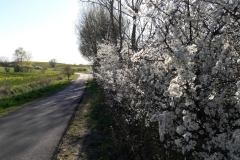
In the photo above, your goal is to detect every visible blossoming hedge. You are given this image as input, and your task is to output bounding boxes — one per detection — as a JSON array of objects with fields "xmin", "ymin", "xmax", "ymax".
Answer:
[{"xmin": 93, "ymin": 0, "xmax": 240, "ymax": 159}]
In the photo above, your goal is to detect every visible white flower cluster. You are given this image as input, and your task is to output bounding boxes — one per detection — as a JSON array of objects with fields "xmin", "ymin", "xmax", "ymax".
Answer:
[{"xmin": 93, "ymin": 0, "xmax": 240, "ymax": 159}]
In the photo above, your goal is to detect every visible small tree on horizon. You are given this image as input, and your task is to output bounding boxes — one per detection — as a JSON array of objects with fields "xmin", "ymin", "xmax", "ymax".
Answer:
[{"xmin": 49, "ymin": 59, "xmax": 57, "ymax": 68}]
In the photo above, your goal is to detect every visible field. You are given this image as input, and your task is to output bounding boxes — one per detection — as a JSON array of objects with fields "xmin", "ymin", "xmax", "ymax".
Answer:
[
  {"xmin": 0, "ymin": 62, "xmax": 92, "ymax": 86},
  {"xmin": 0, "ymin": 71, "xmax": 60, "ymax": 87},
  {"xmin": 0, "ymin": 63, "xmax": 83, "ymax": 116},
  {"xmin": 32, "ymin": 61, "xmax": 91, "ymax": 69}
]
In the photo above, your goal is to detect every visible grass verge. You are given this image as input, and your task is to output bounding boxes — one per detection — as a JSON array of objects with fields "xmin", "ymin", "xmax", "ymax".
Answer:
[
  {"xmin": 0, "ymin": 74, "xmax": 79, "ymax": 117},
  {"xmin": 57, "ymin": 78, "xmax": 114, "ymax": 160}
]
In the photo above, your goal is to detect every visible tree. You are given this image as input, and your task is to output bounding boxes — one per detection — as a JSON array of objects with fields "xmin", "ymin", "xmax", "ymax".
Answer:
[
  {"xmin": 76, "ymin": 1, "xmax": 129, "ymax": 63},
  {"xmin": 49, "ymin": 59, "xmax": 57, "ymax": 68},
  {"xmin": 62, "ymin": 65, "xmax": 74, "ymax": 80},
  {"xmin": 76, "ymin": 7, "xmax": 116, "ymax": 61},
  {"xmin": 13, "ymin": 47, "xmax": 32, "ymax": 72},
  {"xmin": 4, "ymin": 67, "xmax": 10, "ymax": 72},
  {"xmin": 80, "ymin": 0, "xmax": 151, "ymax": 52}
]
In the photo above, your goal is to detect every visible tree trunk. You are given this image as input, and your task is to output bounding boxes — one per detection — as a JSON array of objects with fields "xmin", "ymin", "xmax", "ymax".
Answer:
[
  {"xmin": 110, "ymin": 0, "xmax": 117, "ymax": 45},
  {"xmin": 119, "ymin": 0, "xmax": 122, "ymax": 51},
  {"xmin": 131, "ymin": 0, "xmax": 138, "ymax": 51}
]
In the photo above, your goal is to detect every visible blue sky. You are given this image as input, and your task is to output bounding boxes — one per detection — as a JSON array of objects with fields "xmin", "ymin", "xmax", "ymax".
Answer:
[{"xmin": 0, "ymin": 0, "xmax": 89, "ymax": 64}]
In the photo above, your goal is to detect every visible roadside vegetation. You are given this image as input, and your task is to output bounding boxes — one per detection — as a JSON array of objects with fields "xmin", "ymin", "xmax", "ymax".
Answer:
[
  {"xmin": 0, "ymin": 66, "xmax": 79, "ymax": 117},
  {"xmin": 33, "ymin": 61, "xmax": 88, "ymax": 68},
  {"xmin": 57, "ymin": 79, "xmax": 114, "ymax": 160},
  {"xmin": 77, "ymin": 0, "xmax": 240, "ymax": 159}
]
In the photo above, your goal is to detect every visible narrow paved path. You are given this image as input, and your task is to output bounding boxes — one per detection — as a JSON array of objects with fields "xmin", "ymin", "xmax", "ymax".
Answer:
[{"xmin": 0, "ymin": 74, "xmax": 89, "ymax": 160}]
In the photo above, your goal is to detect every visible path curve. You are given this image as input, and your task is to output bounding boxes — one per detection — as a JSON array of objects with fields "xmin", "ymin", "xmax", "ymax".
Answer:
[{"xmin": 0, "ymin": 74, "xmax": 89, "ymax": 160}]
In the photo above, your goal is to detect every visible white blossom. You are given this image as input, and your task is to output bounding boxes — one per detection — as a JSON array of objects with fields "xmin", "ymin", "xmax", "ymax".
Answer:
[{"xmin": 93, "ymin": 0, "xmax": 240, "ymax": 158}]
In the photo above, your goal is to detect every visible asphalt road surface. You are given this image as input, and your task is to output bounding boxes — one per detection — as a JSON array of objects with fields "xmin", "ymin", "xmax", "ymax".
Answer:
[{"xmin": 0, "ymin": 74, "xmax": 89, "ymax": 160}]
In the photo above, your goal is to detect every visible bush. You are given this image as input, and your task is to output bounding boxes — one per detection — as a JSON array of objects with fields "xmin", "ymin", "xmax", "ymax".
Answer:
[
  {"xmin": 85, "ymin": 0, "xmax": 240, "ymax": 159},
  {"xmin": 71, "ymin": 69, "xmax": 75, "ymax": 75},
  {"xmin": 14, "ymin": 65, "xmax": 21, "ymax": 72},
  {"xmin": 23, "ymin": 65, "xmax": 33, "ymax": 72},
  {"xmin": 95, "ymin": 9, "xmax": 240, "ymax": 159},
  {"xmin": 4, "ymin": 67, "xmax": 10, "ymax": 72},
  {"xmin": 41, "ymin": 67, "xmax": 48, "ymax": 73},
  {"xmin": 75, "ymin": 68, "xmax": 86, "ymax": 72},
  {"xmin": 62, "ymin": 65, "xmax": 74, "ymax": 80}
]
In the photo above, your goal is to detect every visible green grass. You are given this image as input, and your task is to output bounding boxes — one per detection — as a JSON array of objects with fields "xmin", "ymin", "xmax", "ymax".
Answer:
[
  {"xmin": 0, "ymin": 62, "xmax": 92, "ymax": 75},
  {"xmin": 0, "ymin": 61, "xmax": 91, "ymax": 116},
  {"xmin": 0, "ymin": 66, "xmax": 61, "ymax": 73},
  {"xmin": 0, "ymin": 74, "xmax": 78, "ymax": 117},
  {"xmin": 0, "ymin": 71, "xmax": 60, "ymax": 87},
  {"xmin": 0, "ymin": 62, "xmax": 91, "ymax": 100},
  {"xmin": 79, "ymin": 79, "xmax": 114, "ymax": 159},
  {"xmin": 57, "ymin": 79, "xmax": 114, "ymax": 160},
  {"xmin": 0, "ymin": 67, "xmax": 4, "ymax": 72},
  {"xmin": 0, "ymin": 66, "xmax": 14, "ymax": 72}
]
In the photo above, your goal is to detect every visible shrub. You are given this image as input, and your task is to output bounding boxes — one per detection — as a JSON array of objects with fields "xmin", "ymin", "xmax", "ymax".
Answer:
[
  {"xmin": 94, "ymin": 0, "xmax": 240, "ymax": 157},
  {"xmin": 23, "ymin": 65, "xmax": 33, "ymax": 72},
  {"xmin": 41, "ymin": 67, "xmax": 48, "ymax": 73},
  {"xmin": 4, "ymin": 67, "xmax": 10, "ymax": 72},
  {"xmin": 62, "ymin": 65, "xmax": 74, "ymax": 80},
  {"xmin": 14, "ymin": 65, "xmax": 21, "ymax": 72}
]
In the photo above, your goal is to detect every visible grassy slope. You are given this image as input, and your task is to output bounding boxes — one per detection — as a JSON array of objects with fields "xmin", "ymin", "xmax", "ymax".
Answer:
[
  {"xmin": 0, "ymin": 66, "xmax": 13, "ymax": 72},
  {"xmin": 0, "ymin": 66, "xmax": 60, "ymax": 73},
  {"xmin": 0, "ymin": 61, "xmax": 91, "ymax": 116},
  {"xmin": 0, "ymin": 74, "xmax": 78, "ymax": 117},
  {"xmin": 32, "ymin": 61, "xmax": 90, "ymax": 68},
  {"xmin": 0, "ymin": 72, "xmax": 60, "ymax": 87}
]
